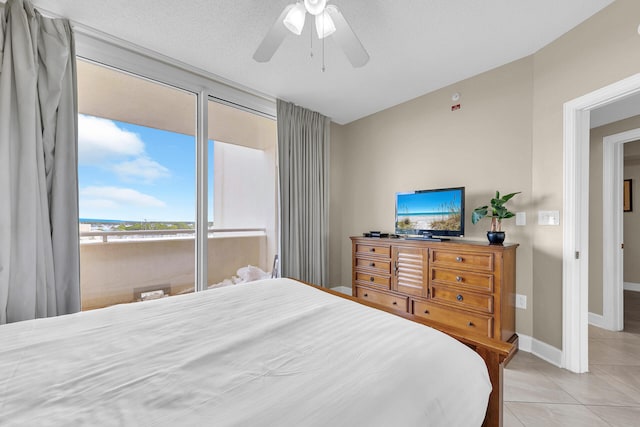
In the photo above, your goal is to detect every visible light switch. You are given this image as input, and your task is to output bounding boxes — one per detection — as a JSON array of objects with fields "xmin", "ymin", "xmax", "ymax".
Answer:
[
  {"xmin": 538, "ymin": 210, "xmax": 560, "ymax": 225},
  {"xmin": 515, "ymin": 212, "xmax": 526, "ymax": 226}
]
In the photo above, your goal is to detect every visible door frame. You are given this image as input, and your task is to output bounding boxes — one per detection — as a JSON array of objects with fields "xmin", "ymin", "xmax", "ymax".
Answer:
[
  {"xmin": 563, "ymin": 73, "xmax": 640, "ymax": 373},
  {"xmin": 602, "ymin": 128, "xmax": 640, "ymax": 331}
]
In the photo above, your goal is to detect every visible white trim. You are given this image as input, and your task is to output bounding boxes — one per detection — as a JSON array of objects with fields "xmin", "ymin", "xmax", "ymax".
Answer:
[
  {"xmin": 517, "ymin": 334, "xmax": 532, "ymax": 352},
  {"xmin": 563, "ymin": 73, "xmax": 640, "ymax": 373},
  {"xmin": 562, "ymin": 104, "xmax": 591, "ymax": 373},
  {"xmin": 531, "ymin": 337, "xmax": 563, "ymax": 368},
  {"xmin": 624, "ymin": 282, "xmax": 640, "ymax": 292},
  {"xmin": 516, "ymin": 334, "xmax": 562, "ymax": 368},
  {"xmin": 602, "ymin": 129, "xmax": 640, "ymax": 331},
  {"xmin": 588, "ymin": 312, "xmax": 606, "ymax": 329}
]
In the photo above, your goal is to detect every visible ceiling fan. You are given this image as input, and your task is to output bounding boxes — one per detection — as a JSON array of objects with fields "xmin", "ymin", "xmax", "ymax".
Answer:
[{"xmin": 253, "ymin": 0, "xmax": 369, "ymax": 68}]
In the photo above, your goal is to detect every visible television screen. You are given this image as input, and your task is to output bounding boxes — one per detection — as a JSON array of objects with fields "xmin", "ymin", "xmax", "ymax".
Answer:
[{"xmin": 395, "ymin": 187, "xmax": 465, "ymax": 238}]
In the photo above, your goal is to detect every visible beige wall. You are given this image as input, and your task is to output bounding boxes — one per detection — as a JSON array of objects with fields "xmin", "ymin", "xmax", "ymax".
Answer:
[
  {"xmin": 331, "ymin": 56, "xmax": 535, "ymax": 336},
  {"xmin": 589, "ymin": 116, "xmax": 640, "ymax": 315},
  {"xmin": 530, "ymin": 0, "xmax": 640, "ymax": 348},
  {"xmin": 329, "ymin": 0, "xmax": 640, "ymax": 350},
  {"xmin": 624, "ymin": 141, "xmax": 640, "ymax": 284}
]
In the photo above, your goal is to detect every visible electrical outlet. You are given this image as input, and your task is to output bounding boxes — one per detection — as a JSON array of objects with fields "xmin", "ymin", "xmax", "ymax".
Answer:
[{"xmin": 515, "ymin": 294, "xmax": 527, "ymax": 309}]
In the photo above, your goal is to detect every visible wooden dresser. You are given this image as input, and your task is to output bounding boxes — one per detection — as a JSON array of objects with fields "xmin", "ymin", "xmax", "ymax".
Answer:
[{"xmin": 351, "ymin": 236, "xmax": 518, "ymax": 343}]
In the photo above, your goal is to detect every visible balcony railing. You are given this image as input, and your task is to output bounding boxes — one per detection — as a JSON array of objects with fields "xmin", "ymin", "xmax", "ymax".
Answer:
[
  {"xmin": 79, "ymin": 228, "xmax": 269, "ymax": 310},
  {"xmin": 80, "ymin": 227, "xmax": 266, "ymax": 243}
]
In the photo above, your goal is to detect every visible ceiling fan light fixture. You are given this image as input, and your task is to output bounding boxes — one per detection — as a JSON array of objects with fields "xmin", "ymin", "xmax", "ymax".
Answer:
[
  {"xmin": 315, "ymin": 10, "xmax": 336, "ymax": 39},
  {"xmin": 283, "ymin": 2, "xmax": 307, "ymax": 35},
  {"xmin": 304, "ymin": 0, "xmax": 327, "ymax": 16}
]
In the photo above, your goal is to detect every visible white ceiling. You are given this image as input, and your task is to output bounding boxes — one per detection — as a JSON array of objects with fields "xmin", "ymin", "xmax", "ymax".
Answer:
[{"xmin": 25, "ymin": 0, "xmax": 615, "ymax": 124}]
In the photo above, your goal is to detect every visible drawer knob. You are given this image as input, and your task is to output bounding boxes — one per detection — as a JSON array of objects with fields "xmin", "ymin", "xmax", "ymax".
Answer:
[
  {"xmin": 467, "ymin": 321, "xmax": 475, "ymax": 327},
  {"xmin": 392, "ymin": 301, "xmax": 397, "ymax": 305},
  {"xmin": 370, "ymin": 248, "xmax": 375, "ymax": 252},
  {"xmin": 370, "ymin": 262, "xmax": 375, "ymax": 267},
  {"xmin": 370, "ymin": 276, "xmax": 375, "ymax": 282},
  {"xmin": 456, "ymin": 256, "xmax": 463, "ymax": 262},
  {"xmin": 456, "ymin": 276, "xmax": 462, "ymax": 282},
  {"xmin": 363, "ymin": 293, "xmax": 368, "ymax": 297},
  {"xmin": 456, "ymin": 294, "xmax": 464, "ymax": 302},
  {"xmin": 423, "ymin": 309, "xmax": 430, "ymax": 314}
]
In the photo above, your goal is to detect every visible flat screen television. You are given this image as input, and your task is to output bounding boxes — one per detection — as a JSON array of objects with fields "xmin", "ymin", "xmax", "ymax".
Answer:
[{"xmin": 395, "ymin": 187, "xmax": 465, "ymax": 239}]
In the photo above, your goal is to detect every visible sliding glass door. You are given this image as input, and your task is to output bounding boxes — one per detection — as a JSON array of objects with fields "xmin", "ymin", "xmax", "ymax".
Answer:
[
  {"xmin": 77, "ymin": 59, "xmax": 197, "ymax": 309},
  {"xmin": 206, "ymin": 100, "xmax": 278, "ymax": 288},
  {"xmin": 76, "ymin": 58, "xmax": 278, "ymax": 309}
]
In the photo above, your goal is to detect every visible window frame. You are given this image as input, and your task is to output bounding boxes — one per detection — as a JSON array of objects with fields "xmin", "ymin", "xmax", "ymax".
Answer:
[{"xmin": 74, "ymin": 28, "xmax": 276, "ymax": 293}]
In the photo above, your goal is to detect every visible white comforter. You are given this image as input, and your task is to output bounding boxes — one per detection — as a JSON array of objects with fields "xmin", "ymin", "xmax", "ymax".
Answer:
[{"xmin": 0, "ymin": 278, "xmax": 490, "ymax": 426}]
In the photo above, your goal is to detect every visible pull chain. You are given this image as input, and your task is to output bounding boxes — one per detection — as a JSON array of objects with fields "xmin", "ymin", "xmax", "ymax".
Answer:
[
  {"xmin": 322, "ymin": 36, "xmax": 325, "ymax": 72},
  {"xmin": 322, "ymin": 12, "xmax": 326, "ymax": 72},
  {"xmin": 310, "ymin": 22, "xmax": 314, "ymax": 59}
]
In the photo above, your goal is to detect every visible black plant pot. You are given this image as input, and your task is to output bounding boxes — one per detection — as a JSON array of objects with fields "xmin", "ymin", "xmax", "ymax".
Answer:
[{"xmin": 487, "ymin": 231, "xmax": 505, "ymax": 245}]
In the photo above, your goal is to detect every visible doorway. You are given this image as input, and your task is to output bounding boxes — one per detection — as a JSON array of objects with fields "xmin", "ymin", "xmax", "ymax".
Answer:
[
  {"xmin": 563, "ymin": 73, "xmax": 640, "ymax": 373},
  {"xmin": 601, "ymin": 129, "xmax": 640, "ymax": 332}
]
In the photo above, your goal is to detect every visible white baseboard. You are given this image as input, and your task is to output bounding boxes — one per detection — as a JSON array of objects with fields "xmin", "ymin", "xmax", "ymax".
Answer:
[
  {"xmin": 624, "ymin": 282, "xmax": 640, "ymax": 292},
  {"xmin": 330, "ymin": 286, "xmax": 352, "ymax": 296},
  {"xmin": 516, "ymin": 333, "xmax": 562, "ymax": 367},
  {"xmin": 588, "ymin": 312, "xmax": 606, "ymax": 328},
  {"xmin": 517, "ymin": 334, "xmax": 532, "ymax": 352}
]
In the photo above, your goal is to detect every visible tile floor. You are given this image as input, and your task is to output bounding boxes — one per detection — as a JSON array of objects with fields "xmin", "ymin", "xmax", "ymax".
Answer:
[{"xmin": 504, "ymin": 291, "xmax": 640, "ymax": 426}]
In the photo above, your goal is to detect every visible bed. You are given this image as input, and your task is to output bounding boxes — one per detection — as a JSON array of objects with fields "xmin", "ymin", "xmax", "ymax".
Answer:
[{"xmin": 0, "ymin": 278, "xmax": 512, "ymax": 426}]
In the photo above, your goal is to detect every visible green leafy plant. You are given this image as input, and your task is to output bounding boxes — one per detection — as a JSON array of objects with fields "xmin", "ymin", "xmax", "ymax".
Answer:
[{"xmin": 471, "ymin": 191, "xmax": 521, "ymax": 232}]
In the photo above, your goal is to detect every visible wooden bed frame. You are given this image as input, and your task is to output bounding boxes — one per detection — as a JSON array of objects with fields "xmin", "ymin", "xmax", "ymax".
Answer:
[{"xmin": 306, "ymin": 283, "xmax": 516, "ymax": 427}]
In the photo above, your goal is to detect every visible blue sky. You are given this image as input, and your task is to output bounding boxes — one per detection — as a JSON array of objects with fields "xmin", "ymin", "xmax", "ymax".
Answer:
[
  {"xmin": 78, "ymin": 115, "xmax": 213, "ymax": 222},
  {"xmin": 396, "ymin": 189, "xmax": 462, "ymax": 214}
]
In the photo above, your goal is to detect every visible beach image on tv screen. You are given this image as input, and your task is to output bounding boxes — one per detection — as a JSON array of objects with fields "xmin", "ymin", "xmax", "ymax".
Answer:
[{"xmin": 396, "ymin": 190, "xmax": 462, "ymax": 232}]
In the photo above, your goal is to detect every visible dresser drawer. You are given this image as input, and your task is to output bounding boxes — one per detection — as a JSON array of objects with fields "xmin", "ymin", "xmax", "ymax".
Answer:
[
  {"xmin": 430, "ymin": 268, "xmax": 494, "ymax": 293},
  {"xmin": 411, "ymin": 300, "xmax": 493, "ymax": 338},
  {"xmin": 355, "ymin": 243, "xmax": 391, "ymax": 258},
  {"xmin": 355, "ymin": 272, "xmax": 390, "ymax": 289},
  {"xmin": 430, "ymin": 249, "xmax": 494, "ymax": 272},
  {"xmin": 412, "ymin": 300, "xmax": 493, "ymax": 338},
  {"xmin": 430, "ymin": 285, "xmax": 494, "ymax": 314},
  {"xmin": 356, "ymin": 286, "xmax": 407, "ymax": 311},
  {"xmin": 355, "ymin": 257, "xmax": 391, "ymax": 273}
]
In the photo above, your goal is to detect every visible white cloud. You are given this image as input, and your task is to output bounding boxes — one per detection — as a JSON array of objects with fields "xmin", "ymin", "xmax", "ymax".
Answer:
[
  {"xmin": 111, "ymin": 157, "xmax": 170, "ymax": 183},
  {"xmin": 80, "ymin": 186, "xmax": 166, "ymax": 208},
  {"xmin": 78, "ymin": 115, "xmax": 145, "ymax": 164}
]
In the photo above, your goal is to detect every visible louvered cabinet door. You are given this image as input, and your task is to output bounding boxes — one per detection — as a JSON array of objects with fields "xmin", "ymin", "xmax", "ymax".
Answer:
[{"xmin": 392, "ymin": 246, "xmax": 428, "ymax": 298}]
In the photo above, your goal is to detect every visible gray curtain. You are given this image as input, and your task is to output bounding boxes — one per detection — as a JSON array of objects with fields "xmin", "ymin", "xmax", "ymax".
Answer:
[
  {"xmin": 277, "ymin": 99, "xmax": 330, "ymax": 286},
  {"xmin": 0, "ymin": 0, "xmax": 80, "ymax": 323}
]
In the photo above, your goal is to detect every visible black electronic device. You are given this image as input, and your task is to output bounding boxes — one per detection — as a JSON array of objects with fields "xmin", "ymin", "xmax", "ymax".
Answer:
[
  {"xmin": 370, "ymin": 231, "xmax": 388, "ymax": 238},
  {"xmin": 395, "ymin": 187, "xmax": 465, "ymax": 239},
  {"xmin": 363, "ymin": 231, "xmax": 389, "ymax": 238}
]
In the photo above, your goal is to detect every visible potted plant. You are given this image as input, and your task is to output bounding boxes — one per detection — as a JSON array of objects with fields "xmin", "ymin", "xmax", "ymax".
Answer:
[{"xmin": 471, "ymin": 191, "xmax": 520, "ymax": 244}]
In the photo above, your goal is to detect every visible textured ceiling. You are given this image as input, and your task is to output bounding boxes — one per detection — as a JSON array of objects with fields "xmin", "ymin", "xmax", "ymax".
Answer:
[{"xmin": 26, "ymin": 0, "xmax": 615, "ymax": 124}]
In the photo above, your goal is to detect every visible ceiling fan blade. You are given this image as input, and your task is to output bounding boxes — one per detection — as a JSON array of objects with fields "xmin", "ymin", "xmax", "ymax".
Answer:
[
  {"xmin": 253, "ymin": 4, "xmax": 295, "ymax": 63},
  {"xmin": 326, "ymin": 5, "xmax": 369, "ymax": 68}
]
